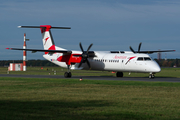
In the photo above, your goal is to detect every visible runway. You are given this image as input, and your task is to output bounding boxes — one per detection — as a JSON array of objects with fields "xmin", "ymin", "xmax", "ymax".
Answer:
[{"xmin": 1, "ymin": 74, "xmax": 180, "ymax": 82}]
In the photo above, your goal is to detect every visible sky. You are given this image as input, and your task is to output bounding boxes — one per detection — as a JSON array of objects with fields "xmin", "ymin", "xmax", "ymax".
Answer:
[{"xmin": 1, "ymin": 0, "xmax": 180, "ymax": 60}]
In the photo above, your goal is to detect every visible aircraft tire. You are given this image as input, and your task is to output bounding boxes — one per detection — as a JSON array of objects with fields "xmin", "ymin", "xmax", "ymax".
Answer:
[
  {"xmin": 64, "ymin": 72, "xmax": 72, "ymax": 78},
  {"xmin": 149, "ymin": 74, "xmax": 154, "ymax": 79},
  {"xmin": 68, "ymin": 72, "xmax": 72, "ymax": 78},
  {"xmin": 116, "ymin": 72, "xmax": 123, "ymax": 77}
]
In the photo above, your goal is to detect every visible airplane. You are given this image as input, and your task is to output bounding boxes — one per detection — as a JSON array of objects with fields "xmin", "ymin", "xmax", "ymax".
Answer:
[{"xmin": 6, "ymin": 25, "xmax": 175, "ymax": 79}]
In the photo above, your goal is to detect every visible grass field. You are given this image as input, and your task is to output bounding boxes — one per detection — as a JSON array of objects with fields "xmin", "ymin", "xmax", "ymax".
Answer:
[
  {"xmin": 1, "ymin": 66, "xmax": 180, "ymax": 78},
  {"xmin": 0, "ymin": 67, "xmax": 180, "ymax": 119},
  {"xmin": 0, "ymin": 77, "xmax": 180, "ymax": 120}
]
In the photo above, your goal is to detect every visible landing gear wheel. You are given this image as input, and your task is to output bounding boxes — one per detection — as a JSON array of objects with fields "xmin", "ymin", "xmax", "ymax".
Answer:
[
  {"xmin": 68, "ymin": 72, "xmax": 72, "ymax": 78},
  {"xmin": 149, "ymin": 74, "xmax": 155, "ymax": 79},
  {"xmin": 64, "ymin": 72, "xmax": 72, "ymax": 78},
  {"xmin": 116, "ymin": 72, "xmax": 123, "ymax": 77}
]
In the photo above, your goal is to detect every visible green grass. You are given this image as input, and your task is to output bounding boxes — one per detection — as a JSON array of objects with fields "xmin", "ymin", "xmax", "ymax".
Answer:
[
  {"xmin": 1, "ymin": 67, "xmax": 180, "ymax": 78},
  {"xmin": 0, "ymin": 77, "xmax": 180, "ymax": 119}
]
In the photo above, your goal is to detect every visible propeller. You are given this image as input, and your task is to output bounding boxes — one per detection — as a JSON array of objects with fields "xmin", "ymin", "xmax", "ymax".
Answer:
[
  {"xmin": 78, "ymin": 43, "xmax": 93, "ymax": 68},
  {"xmin": 129, "ymin": 42, "xmax": 142, "ymax": 53},
  {"xmin": 138, "ymin": 42, "xmax": 142, "ymax": 53}
]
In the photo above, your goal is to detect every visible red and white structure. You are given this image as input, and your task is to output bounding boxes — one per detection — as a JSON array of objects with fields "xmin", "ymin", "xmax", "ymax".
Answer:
[
  {"xmin": 23, "ymin": 33, "xmax": 29, "ymax": 71},
  {"xmin": 8, "ymin": 63, "xmax": 23, "ymax": 71},
  {"xmin": 8, "ymin": 33, "xmax": 29, "ymax": 72}
]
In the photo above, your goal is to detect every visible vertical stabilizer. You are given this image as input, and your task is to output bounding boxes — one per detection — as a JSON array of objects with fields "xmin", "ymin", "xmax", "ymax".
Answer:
[{"xmin": 40, "ymin": 25, "xmax": 55, "ymax": 52}]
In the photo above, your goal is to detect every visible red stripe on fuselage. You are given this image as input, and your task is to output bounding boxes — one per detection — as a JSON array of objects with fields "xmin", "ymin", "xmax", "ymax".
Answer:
[{"xmin": 125, "ymin": 56, "xmax": 136, "ymax": 65}]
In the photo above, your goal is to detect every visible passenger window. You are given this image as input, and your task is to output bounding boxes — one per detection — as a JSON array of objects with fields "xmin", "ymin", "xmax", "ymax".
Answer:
[
  {"xmin": 144, "ymin": 57, "xmax": 151, "ymax": 61},
  {"xmin": 137, "ymin": 57, "xmax": 143, "ymax": 61}
]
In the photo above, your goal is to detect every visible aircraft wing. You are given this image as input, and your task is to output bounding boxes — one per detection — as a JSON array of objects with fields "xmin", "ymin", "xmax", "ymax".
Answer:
[
  {"xmin": 6, "ymin": 48, "xmax": 72, "ymax": 54},
  {"xmin": 129, "ymin": 43, "xmax": 175, "ymax": 54},
  {"xmin": 138, "ymin": 50, "xmax": 175, "ymax": 54}
]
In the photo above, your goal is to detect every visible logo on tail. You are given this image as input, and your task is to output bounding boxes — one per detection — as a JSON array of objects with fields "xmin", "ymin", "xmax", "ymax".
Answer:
[{"xmin": 44, "ymin": 37, "xmax": 50, "ymax": 45}]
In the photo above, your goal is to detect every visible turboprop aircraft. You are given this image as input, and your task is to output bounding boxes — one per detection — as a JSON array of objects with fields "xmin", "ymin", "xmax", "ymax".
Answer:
[{"xmin": 6, "ymin": 25, "xmax": 175, "ymax": 79}]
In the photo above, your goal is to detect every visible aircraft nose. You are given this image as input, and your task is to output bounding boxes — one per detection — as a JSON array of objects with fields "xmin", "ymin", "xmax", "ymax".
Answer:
[
  {"xmin": 152, "ymin": 62, "xmax": 161, "ymax": 73},
  {"xmin": 154, "ymin": 65, "xmax": 161, "ymax": 72}
]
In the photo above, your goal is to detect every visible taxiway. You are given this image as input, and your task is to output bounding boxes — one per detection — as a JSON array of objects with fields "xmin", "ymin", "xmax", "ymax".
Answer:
[{"xmin": 0, "ymin": 74, "xmax": 180, "ymax": 82}]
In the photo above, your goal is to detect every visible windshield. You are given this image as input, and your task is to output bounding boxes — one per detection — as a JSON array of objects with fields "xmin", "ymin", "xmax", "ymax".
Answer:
[
  {"xmin": 137, "ymin": 57, "xmax": 143, "ymax": 61},
  {"xmin": 144, "ymin": 57, "xmax": 151, "ymax": 61},
  {"xmin": 137, "ymin": 57, "xmax": 152, "ymax": 61}
]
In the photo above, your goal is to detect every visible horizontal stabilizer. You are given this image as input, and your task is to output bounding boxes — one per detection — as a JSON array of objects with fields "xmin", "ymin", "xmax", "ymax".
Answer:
[
  {"xmin": 18, "ymin": 26, "xmax": 71, "ymax": 29},
  {"xmin": 6, "ymin": 48, "xmax": 72, "ymax": 54}
]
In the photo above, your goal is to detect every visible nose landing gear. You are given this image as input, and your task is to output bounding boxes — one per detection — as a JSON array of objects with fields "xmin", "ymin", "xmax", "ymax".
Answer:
[{"xmin": 149, "ymin": 73, "xmax": 155, "ymax": 79}]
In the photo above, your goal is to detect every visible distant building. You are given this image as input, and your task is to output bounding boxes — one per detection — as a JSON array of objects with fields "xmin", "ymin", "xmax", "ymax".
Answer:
[{"xmin": 8, "ymin": 63, "xmax": 23, "ymax": 71}]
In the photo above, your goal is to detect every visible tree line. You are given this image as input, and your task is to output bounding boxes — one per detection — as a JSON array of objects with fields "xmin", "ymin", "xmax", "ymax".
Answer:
[
  {"xmin": 0, "ymin": 60, "xmax": 58, "ymax": 67},
  {"xmin": 0, "ymin": 59, "xmax": 179, "ymax": 67},
  {"xmin": 155, "ymin": 59, "xmax": 179, "ymax": 67}
]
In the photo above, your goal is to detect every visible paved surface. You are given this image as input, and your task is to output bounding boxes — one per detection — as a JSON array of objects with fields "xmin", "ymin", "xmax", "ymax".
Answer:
[{"xmin": 1, "ymin": 74, "xmax": 180, "ymax": 82}]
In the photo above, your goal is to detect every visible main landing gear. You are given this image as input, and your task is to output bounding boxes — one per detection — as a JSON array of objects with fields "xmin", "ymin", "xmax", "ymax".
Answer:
[
  {"xmin": 64, "ymin": 43, "xmax": 94, "ymax": 78},
  {"xmin": 64, "ymin": 72, "xmax": 72, "ymax": 78},
  {"xmin": 116, "ymin": 72, "xmax": 123, "ymax": 77},
  {"xmin": 64, "ymin": 65, "xmax": 72, "ymax": 78}
]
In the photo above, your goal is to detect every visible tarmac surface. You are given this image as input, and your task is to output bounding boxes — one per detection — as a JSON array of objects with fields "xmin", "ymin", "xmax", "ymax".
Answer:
[{"xmin": 1, "ymin": 74, "xmax": 180, "ymax": 82}]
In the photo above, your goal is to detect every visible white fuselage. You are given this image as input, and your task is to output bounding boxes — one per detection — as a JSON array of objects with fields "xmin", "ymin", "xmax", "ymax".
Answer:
[{"xmin": 43, "ymin": 48, "xmax": 161, "ymax": 74}]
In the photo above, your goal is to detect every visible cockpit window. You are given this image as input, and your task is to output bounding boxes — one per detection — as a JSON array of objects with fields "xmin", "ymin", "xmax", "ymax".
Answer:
[
  {"xmin": 137, "ymin": 57, "xmax": 143, "ymax": 61},
  {"xmin": 137, "ymin": 57, "xmax": 152, "ymax": 61},
  {"xmin": 144, "ymin": 57, "xmax": 151, "ymax": 61}
]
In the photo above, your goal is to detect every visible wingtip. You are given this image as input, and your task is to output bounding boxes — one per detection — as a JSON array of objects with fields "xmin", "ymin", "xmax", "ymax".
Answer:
[
  {"xmin": 6, "ymin": 48, "xmax": 10, "ymax": 50},
  {"xmin": 17, "ymin": 26, "xmax": 22, "ymax": 28}
]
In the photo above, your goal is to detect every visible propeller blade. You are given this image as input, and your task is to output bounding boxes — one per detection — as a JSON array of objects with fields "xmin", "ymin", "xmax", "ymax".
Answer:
[
  {"xmin": 78, "ymin": 59, "xmax": 84, "ymax": 68},
  {"xmin": 130, "ymin": 46, "xmax": 136, "ymax": 53},
  {"xmin": 79, "ymin": 42, "xmax": 84, "ymax": 52},
  {"xmin": 138, "ymin": 42, "xmax": 142, "ymax": 53},
  {"xmin": 86, "ymin": 59, "xmax": 91, "ymax": 69},
  {"xmin": 86, "ymin": 43, "xmax": 93, "ymax": 53}
]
